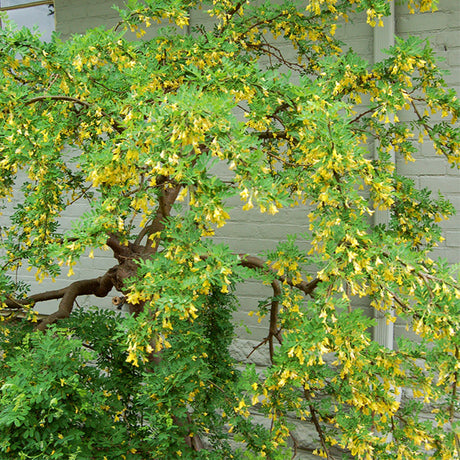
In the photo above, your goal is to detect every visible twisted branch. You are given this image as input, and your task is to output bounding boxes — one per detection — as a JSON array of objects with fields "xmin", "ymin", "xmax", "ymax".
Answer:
[
  {"xmin": 238, "ymin": 254, "xmax": 319, "ymax": 296},
  {"xmin": 3, "ymin": 268, "xmax": 116, "ymax": 331}
]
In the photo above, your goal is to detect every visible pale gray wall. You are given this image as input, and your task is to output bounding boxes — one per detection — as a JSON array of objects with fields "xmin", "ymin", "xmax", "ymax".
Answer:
[{"xmin": 393, "ymin": 1, "xmax": 460, "ymax": 344}]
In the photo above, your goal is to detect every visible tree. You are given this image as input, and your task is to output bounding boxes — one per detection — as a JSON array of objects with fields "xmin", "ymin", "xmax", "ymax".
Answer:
[{"xmin": 0, "ymin": 0, "xmax": 459, "ymax": 458}]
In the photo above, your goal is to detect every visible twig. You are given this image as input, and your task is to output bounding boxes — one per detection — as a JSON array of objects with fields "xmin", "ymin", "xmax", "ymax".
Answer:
[
  {"xmin": 268, "ymin": 279, "xmax": 282, "ymax": 362},
  {"xmin": 246, "ymin": 337, "xmax": 270, "ymax": 359},
  {"xmin": 304, "ymin": 389, "xmax": 335, "ymax": 460},
  {"xmin": 450, "ymin": 346, "xmax": 459, "ymax": 424}
]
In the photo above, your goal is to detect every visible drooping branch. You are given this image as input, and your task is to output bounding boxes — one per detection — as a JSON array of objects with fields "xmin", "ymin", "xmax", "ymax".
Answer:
[
  {"xmin": 258, "ymin": 130, "xmax": 289, "ymax": 140},
  {"xmin": 4, "ymin": 288, "xmax": 77, "ymax": 310},
  {"xmin": 240, "ymin": 254, "xmax": 318, "ymax": 362},
  {"xmin": 106, "ymin": 235, "xmax": 134, "ymax": 262},
  {"xmin": 238, "ymin": 254, "xmax": 320, "ymax": 296},
  {"xmin": 245, "ymin": 41, "xmax": 306, "ymax": 72},
  {"xmin": 224, "ymin": 0, "xmax": 246, "ymax": 23},
  {"xmin": 25, "ymin": 94, "xmax": 92, "ymax": 108},
  {"xmin": 247, "ymin": 279, "xmax": 283, "ymax": 362}
]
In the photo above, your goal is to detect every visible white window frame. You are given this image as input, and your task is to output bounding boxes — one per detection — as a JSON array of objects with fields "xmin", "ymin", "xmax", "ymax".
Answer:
[
  {"xmin": 0, "ymin": 1, "xmax": 54, "ymax": 12},
  {"xmin": 0, "ymin": 1, "xmax": 55, "ymax": 41}
]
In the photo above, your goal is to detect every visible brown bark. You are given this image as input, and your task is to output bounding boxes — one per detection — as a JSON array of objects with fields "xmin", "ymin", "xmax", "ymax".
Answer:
[
  {"xmin": 2, "ymin": 270, "xmax": 114, "ymax": 329},
  {"xmin": 238, "ymin": 254, "xmax": 320, "ymax": 296},
  {"xmin": 268, "ymin": 279, "xmax": 282, "ymax": 362},
  {"xmin": 37, "ymin": 270, "xmax": 115, "ymax": 331},
  {"xmin": 2, "ymin": 183, "xmax": 181, "ymax": 327},
  {"xmin": 3, "ymin": 250, "xmax": 319, "ymax": 333},
  {"xmin": 134, "ymin": 178, "xmax": 183, "ymax": 250}
]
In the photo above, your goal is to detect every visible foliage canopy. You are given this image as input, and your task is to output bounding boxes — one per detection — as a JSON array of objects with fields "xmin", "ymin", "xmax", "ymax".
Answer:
[{"xmin": 0, "ymin": 0, "xmax": 459, "ymax": 458}]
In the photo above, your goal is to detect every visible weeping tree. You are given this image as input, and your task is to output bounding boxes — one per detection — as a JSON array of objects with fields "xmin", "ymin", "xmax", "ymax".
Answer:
[{"xmin": 0, "ymin": 0, "xmax": 459, "ymax": 458}]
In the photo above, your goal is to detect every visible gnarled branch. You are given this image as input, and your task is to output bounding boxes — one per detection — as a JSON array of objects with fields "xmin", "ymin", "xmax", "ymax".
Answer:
[
  {"xmin": 37, "ymin": 270, "xmax": 115, "ymax": 331},
  {"xmin": 134, "ymin": 179, "xmax": 183, "ymax": 249},
  {"xmin": 238, "ymin": 254, "xmax": 320, "ymax": 296},
  {"xmin": 2, "ymin": 268, "xmax": 116, "ymax": 330}
]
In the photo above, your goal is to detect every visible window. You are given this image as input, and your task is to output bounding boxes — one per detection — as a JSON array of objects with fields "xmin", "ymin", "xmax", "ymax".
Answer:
[{"xmin": 0, "ymin": 1, "xmax": 54, "ymax": 41}]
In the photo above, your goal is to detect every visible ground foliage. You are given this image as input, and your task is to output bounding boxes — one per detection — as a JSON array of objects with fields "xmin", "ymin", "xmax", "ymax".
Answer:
[{"xmin": 0, "ymin": 0, "xmax": 459, "ymax": 458}]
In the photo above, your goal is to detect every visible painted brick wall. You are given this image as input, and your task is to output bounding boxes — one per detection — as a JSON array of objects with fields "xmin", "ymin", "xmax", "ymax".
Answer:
[
  {"xmin": 55, "ymin": 0, "xmax": 122, "ymax": 38},
  {"xmin": 395, "ymin": 0, "xmax": 460, "ymax": 265},
  {"xmin": 7, "ymin": 1, "xmax": 457, "ymax": 457},
  {"xmin": 393, "ymin": 0, "xmax": 460, "ymax": 344}
]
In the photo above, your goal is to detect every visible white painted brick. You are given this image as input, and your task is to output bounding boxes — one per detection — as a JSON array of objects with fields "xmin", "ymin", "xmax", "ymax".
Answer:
[
  {"xmin": 439, "ymin": 218, "xmax": 460, "ymax": 231},
  {"xmin": 433, "ymin": 30, "xmax": 460, "ymax": 48},
  {"xmin": 212, "ymin": 237, "xmax": 282, "ymax": 254},
  {"xmin": 447, "ymin": 168, "xmax": 460, "ymax": 179},
  {"xmin": 445, "ymin": 231, "xmax": 460, "ymax": 247},
  {"xmin": 336, "ymin": 15, "xmax": 373, "ymax": 40},
  {"xmin": 431, "ymin": 247, "xmax": 460, "ymax": 264},
  {"xmin": 396, "ymin": 12, "xmax": 449, "ymax": 33},
  {"xmin": 420, "ymin": 176, "xmax": 460, "ymax": 193},
  {"xmin": 443, "ymin": 70, "xmax": 460, "ymax": 87},
  {"xmin": 396, "ymin": 158, "xmax": 447, "ymax": 175},
  {"xmin": 230, "ymin": 338, "xmax": 272, "ymax": 366},
  {"xmin": 437, "ymin": 0, "xmax": 460, "ymax": 9},
  {"xmin": 448, "ymin": 48, "xmax": 460, "ymax": 66}
]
